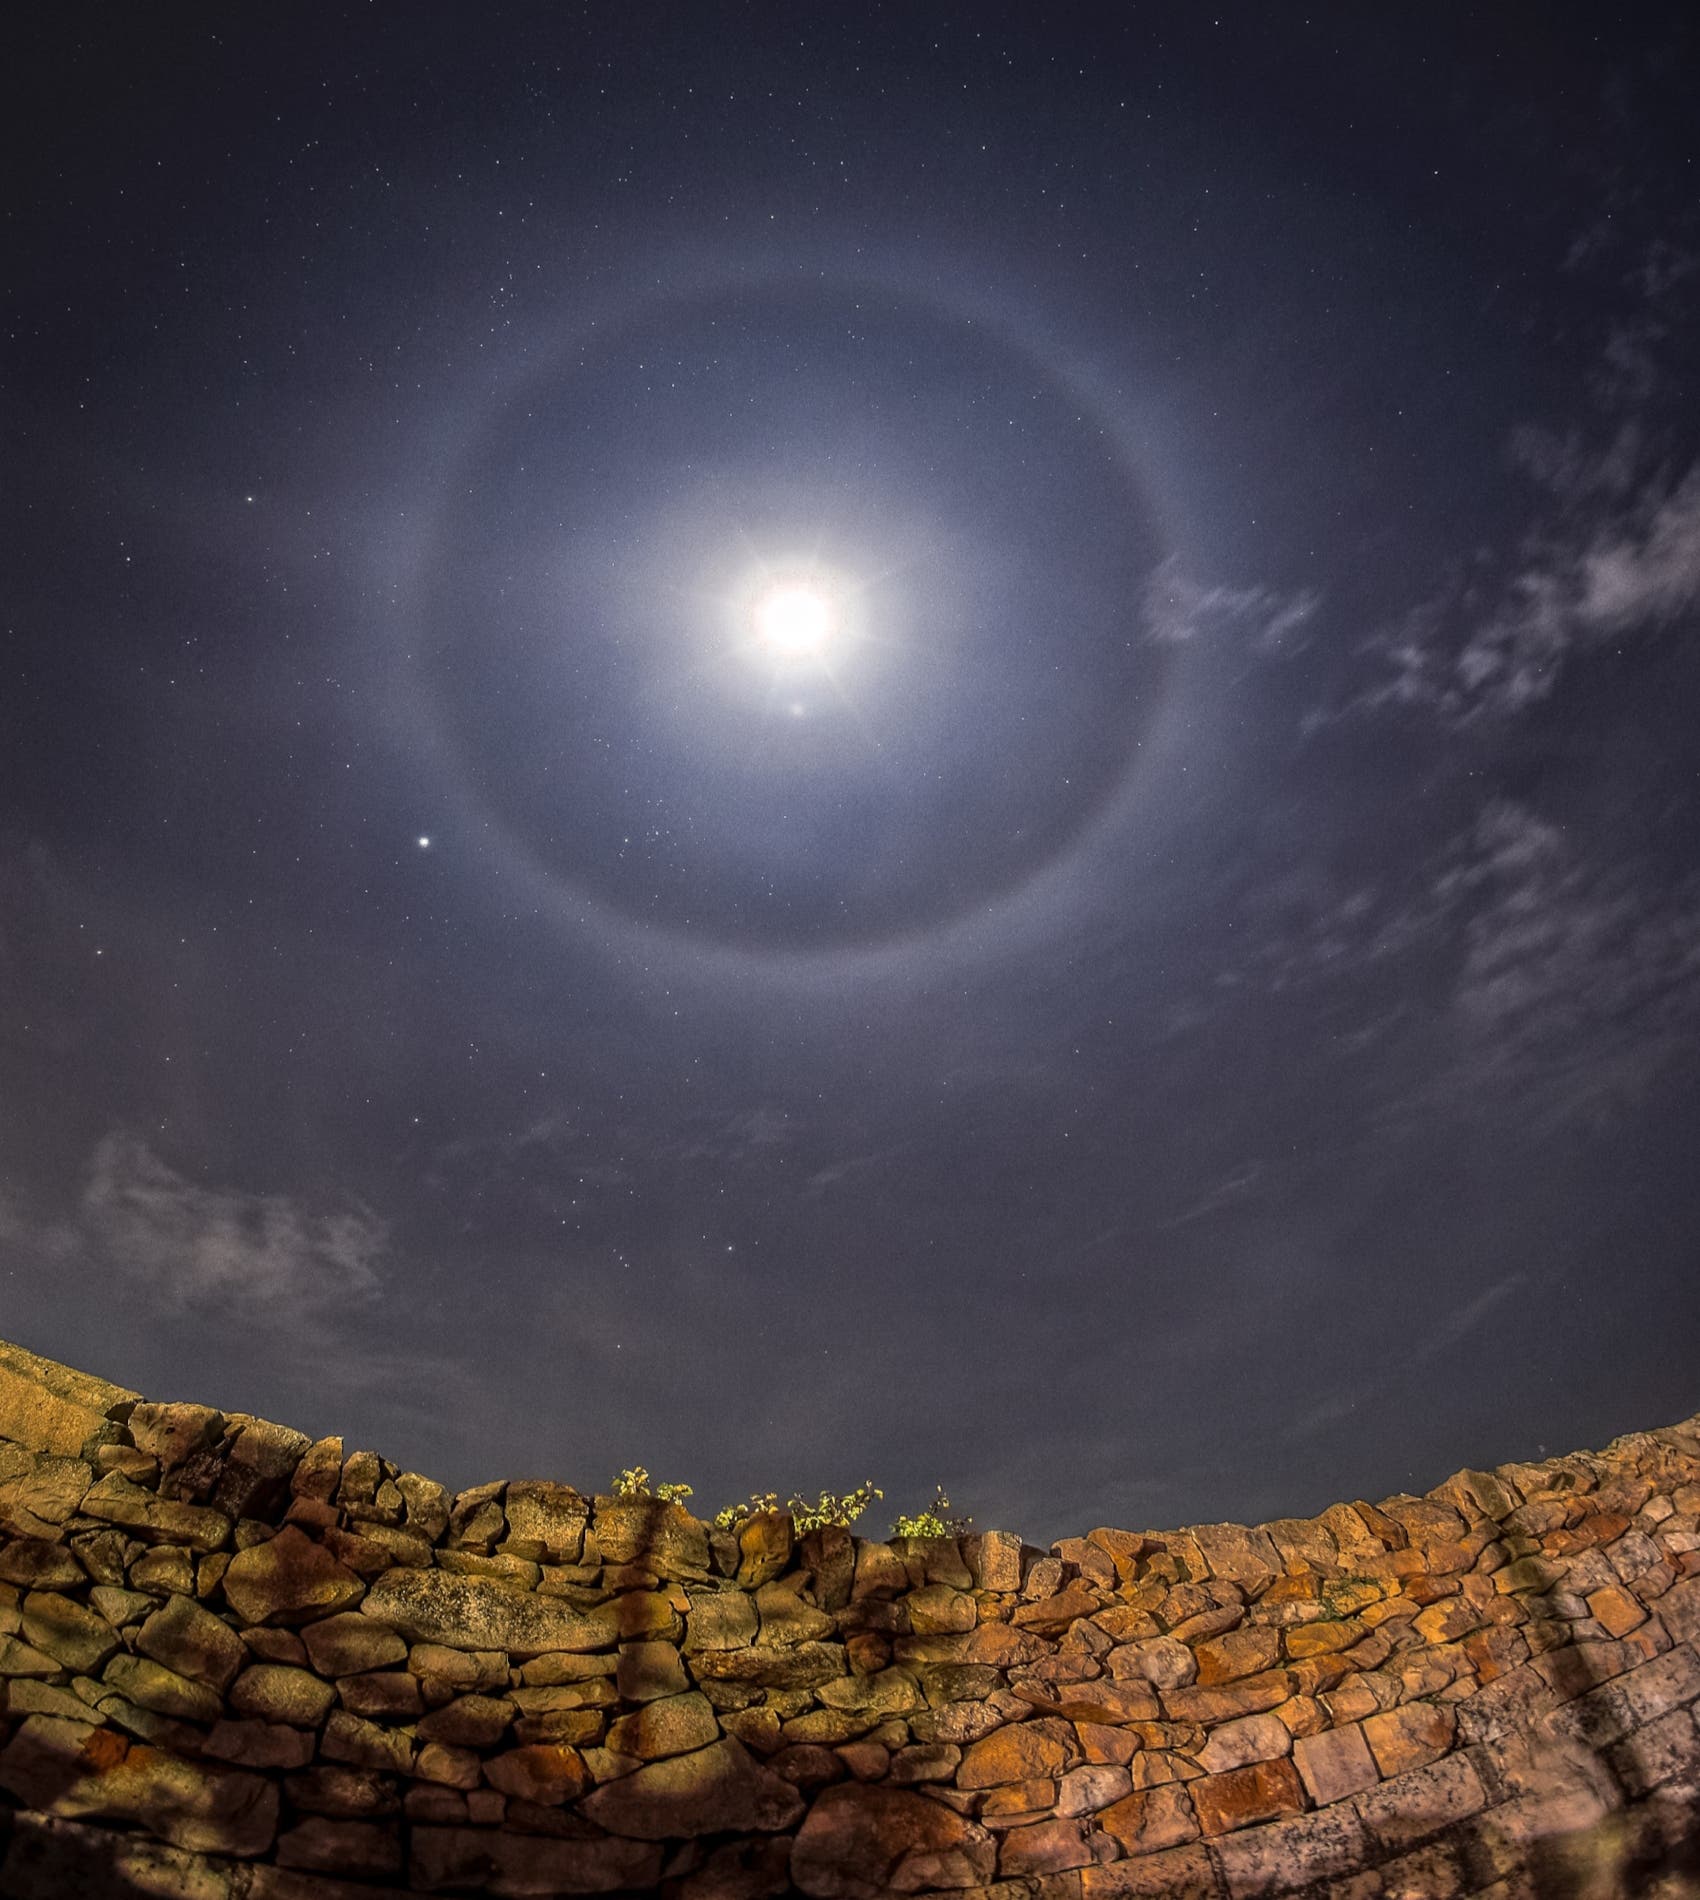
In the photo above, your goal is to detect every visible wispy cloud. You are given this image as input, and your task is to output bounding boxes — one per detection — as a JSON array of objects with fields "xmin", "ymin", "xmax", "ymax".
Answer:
[
  {"xmin": 1221, "ymin": 800, "xmax": 1700, "ymax": 1129},
  {"xmin": 1325, "ymin": 237, "xmax": 1700, "ymax": 729},
  {"xmin": 0, "ymin": 1133, "xmax": 490, "ymax": 1460},
  {"xmin": 1277, "ymin": 1273, "xmax": 1528, "ymax": 1448},
  {"xmin": 1353, "ymin": 462, "xmax": 1700, "ymax": 725},
  {"xmin": 3, "ymin": 1136, "xmax": 387, "ymax": 1319},
  {"xmin": 1158, "ymin": 1161, "xmax": 1266, "ymax": 1231},
  {"xmin": 435, "ymin": 1102, "xmax": 800, "ymax": 1179},
  {"xmin": 1440, "ymin": 804, "xmax": 1700, "ymax": 1117},
  {"xmin": 1414, "ymin": 1274, "xmax": 1528, "ymax": 1364},
  {"xmin": 80, "ymin": 1132, "xmax": 387, "ymax": 1314},
  {"xmin": 1142, "ymin": 556, "xmax": 1319, "ymax": 659},
  {"xmin": 0, "ymin": 1186, "xmax": 79, "ymax": 1265}
]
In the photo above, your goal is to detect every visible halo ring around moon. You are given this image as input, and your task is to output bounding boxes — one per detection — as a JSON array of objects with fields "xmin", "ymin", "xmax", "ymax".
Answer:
[{"xmin": 402, "ymin": 268, "xmax": 1176, "ymax": 972}]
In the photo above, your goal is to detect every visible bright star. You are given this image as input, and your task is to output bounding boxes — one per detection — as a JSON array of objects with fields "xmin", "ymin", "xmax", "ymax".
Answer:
[
  {"xmin": 753, "ymin": 582, "xmax": 834, "ymax": 660},
  {"xmin": 417, "ymin": 835, "xmax": 431, "ymax": 849}
]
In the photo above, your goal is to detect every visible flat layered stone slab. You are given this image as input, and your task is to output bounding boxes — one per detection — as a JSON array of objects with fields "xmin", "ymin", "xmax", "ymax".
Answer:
[
  {"xmin": 0, "ymin": 1445, "xmax": 93, "ymax": 1533},
  {"xmin": 80, "ymin": 1472, "xmax": 230, "ymax": 1552},
  {"xmin": 359, "ymin": 1566, "xmax": 619, "ymax": 1655},
  {"xmin": 0, "ymin": 1339, "xmax": 138, "ymax": 1458},
  {"xmin": 104, "ymin": 1653, "xmax": 223, "ymax": 1725}
]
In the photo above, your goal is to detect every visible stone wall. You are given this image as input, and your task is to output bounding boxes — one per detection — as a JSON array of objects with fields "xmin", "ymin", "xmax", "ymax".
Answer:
[{"xmin": 1, "ymin": 1337, "xmax": 1698, "ymax": 1899}]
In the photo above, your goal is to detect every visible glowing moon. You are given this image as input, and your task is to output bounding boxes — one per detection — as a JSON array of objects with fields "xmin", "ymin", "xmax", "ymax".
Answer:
[{"xmin": 753, "ymin": 582, "xmax": 834, "ymax": 659}]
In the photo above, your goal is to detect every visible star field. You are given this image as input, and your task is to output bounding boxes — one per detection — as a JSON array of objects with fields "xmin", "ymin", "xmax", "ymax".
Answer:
[{"xmin": 2, "ymin": 6, "xmax": 1698, "ymax": 1539}]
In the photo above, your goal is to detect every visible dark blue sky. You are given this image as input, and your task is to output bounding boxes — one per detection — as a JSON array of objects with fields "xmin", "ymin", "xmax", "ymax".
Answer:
[{"xmin": 3, "ymin": 5, "xmax": 1697, "ymax": 1541}]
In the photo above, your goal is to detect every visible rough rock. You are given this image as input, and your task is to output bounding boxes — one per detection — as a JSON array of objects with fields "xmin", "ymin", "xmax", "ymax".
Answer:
[
  {"xmin": 290, "ymin": 1438, "xmax": 343, "ymax": 1503},
  {"xmin": 301, "ymin": 1610, "xmax": 408, "ymax": 1677},
  {"xmin": 685, "ymin": 1588, "xmax": 760, "ymax": 1651},
  {"xmin": 606, "ymin": 1689, "xmax": 720, "ymax": 1760},
  {"xmin": 212, "ymin": 1418, "xmax": 313, "ymax": 1520},
  {"xmin": 482, "ymin": 1743, "xmax": 590, "ymax": 1804},
  {"xmin": 409, "ymin": 1825, "xmax": 665, "ymax": 1894},
  {"xmin": 0, "ymin": 1713, "xmax": 278, "ymax": 1856},
  {"xmin": 414, "ymin": 1739, "xmax": 481, "ymax": 1788},
  {"xmin": 755, "ymin": 1579, "xmax": 837, "ymax": 1646},
  {"xmin": 1211, "ymin": 1804, "xmax": 1370, "ymax": 1897},
  {"xmin": 336, "ymin": 1669, "xmax": 424, "ymax": 1720},
  {"xmin": 501, "ymin": 1480, "xmax": 590, "ymax": 1563},
  {"xmin": 129, "ymin": 1546, "xmax": 197, "ymax": 1596},
  {"xmin": 126, "ymin": 1402, "xmax": 225, "ymax": 1473},
  {"xmin": 5, "ymin": 1333, "xmax": 1700, "ymax": 1900},
  {"xmin": 101, "ymin": 1651, "xmax": 223, "ymax": 1724},
  {"xmin": 286, "ymin": 1763, "xmax": 401, "ymax": 1817},
  {"xmin": 21, "ymin": 1591, "xmax": 119, "ymax": 1674},
  {"xmin": 0, "ymin": 1540, "xmax": 86, "ymax": 1590},
  {"xmin": 135, "ymin": 1593, "xmax": 246, "ymax": 1692},
  {"xmin": 0, "ymin": 1447, "xmax": 92, "ymax": 1531},
  {"xmin": 0, "ymin": 1810, "xmax": 240, "ymax": 1900},
  {"xmin": 230, "ymin": 1664, "xmax": 337, "ymax": 1728},
  {"xmin": 276, "ymin": 1815, "xmax": 402, "ymax": 1877},
  {"xmin": 592, "ymin": 1497, "xmax": 711, "ymax": 1575},
  {"xmin": 790, "ymin": 1781, "xmax": 997, "ymax": 1897},
  {"xmin": 1099, "ymin": 1783, "xmax": 1201, "ymax": 1856},
  {"xmin": 581, "ymin": 1738, "xmax": 804, "ymax": 1838},
  {"xmin": 957, "ymin": 1723, "xmax": 1069, "ymax": 1788},
  {"xmin": 1190, "ymin": 1757, "xmax": 1307, "ymax": 1836},
  {"xmin": 361, "ymin": 1570, "xmax": 610, "ymax": 1657},
  {"xmin": 81, "ymin": 1472, "xmax": 229, "ymax": 1551},
  {"xmin": 736, "ymin": 1510, "xmax": 795, "ymax": 1588},
  {"xmin": 222, "ymin": 1527, "xmax": 366, "ymax": 1625},
  {"xmin": 691, "ymin": 1640, "xmax": 845, "ymax": 1689},
  {"xmin": 203, "ymin": 1718, "xmax": 317, "ymax": 1770},
  {"xmin": 416, "ymin": 1693, "xmax": 515, "ymax": 1748},
  {"xmin": 1293, "ymin": 1721, "xmax": 1382, "ymax": 1804},
  {"xmin": 320, "ymin": 1708, "xmax": 414, "ymax": 1774},
  {"xmin": 962, "ymin": 1530, "xmax": 1024, "ymax": 1594},
  {"xmin": 617, "ymin": 1638, "xmax": 690, "ymax": 1703}
]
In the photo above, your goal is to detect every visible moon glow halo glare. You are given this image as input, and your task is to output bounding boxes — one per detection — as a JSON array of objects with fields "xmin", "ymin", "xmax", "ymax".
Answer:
[
  {"xmin": 752, "ymin": 580, "xmax": 837, "ymax": 663},
  {"xmin": 408, "ymin": 279, "xmax": 1173, "ymax": 964}
]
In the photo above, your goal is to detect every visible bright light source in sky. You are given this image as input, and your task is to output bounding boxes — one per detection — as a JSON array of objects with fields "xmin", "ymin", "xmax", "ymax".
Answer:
[{"xmin": 753, "ymin": 582, "xmax": 834, "ymax": 659}]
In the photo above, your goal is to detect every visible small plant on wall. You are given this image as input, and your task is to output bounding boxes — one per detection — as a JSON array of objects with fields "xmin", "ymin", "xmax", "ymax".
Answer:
[
  {"xmin": 609, "ymin": 1466, "xmax": 695, "ymax": 1504},
  {"xmin": 616, "ymin": 1472, "xmax": 970, "ymax": 1536},
  {"xmin": 714, "ymin": 1481, "xmax": 885, "ymax": 1532},
  {"xmin": 891, "ymin": 1485, "xmax": 973, "ymax": 1538}
]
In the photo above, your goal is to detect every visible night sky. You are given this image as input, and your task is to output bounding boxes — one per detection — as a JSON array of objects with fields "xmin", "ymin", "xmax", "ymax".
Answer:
[{"xmin": 5, "ymin": 7, "xmax": 1698, "ymax": 1545}]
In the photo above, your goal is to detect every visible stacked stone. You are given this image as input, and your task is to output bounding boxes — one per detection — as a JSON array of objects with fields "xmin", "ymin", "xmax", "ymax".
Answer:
[{"xmin": 1, "ymin": 1338, "xmax": 1699, "ymax": 1898}]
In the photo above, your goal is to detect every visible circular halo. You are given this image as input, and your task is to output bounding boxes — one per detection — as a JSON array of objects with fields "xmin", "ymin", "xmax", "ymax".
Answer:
[{"xmin": 398, "ymin": 267, "xmax": 1177, "ymax": 974}]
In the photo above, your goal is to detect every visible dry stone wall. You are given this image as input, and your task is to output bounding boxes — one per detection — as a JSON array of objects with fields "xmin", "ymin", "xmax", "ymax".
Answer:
[{"xmin": 1, "ymin": 1336, "xmax": 1698, "ymax": 1899}]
